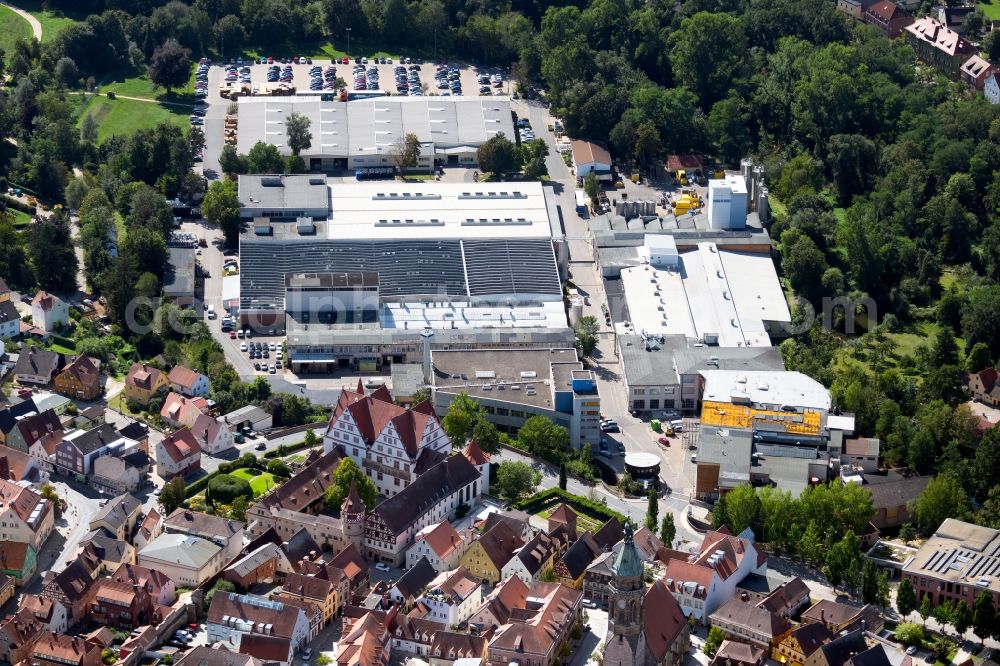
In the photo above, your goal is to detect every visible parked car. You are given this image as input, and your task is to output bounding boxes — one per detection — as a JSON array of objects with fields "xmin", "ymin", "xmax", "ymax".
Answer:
[{"xmin": 375, "ymin": 562, "xmax": 391, "ymax": 572}]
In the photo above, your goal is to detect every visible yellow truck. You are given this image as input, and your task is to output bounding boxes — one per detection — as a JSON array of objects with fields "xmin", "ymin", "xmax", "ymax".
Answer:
[
  {"xmin": 676, "ymin": 169, "xmax": 689, "ymax": 185},
  {"xmin": 672, "ymin": 194, "xmax": 702, "ymax": 216}
]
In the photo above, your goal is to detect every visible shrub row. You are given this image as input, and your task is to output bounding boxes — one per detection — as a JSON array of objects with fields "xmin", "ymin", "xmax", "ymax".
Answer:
[
  {"xmin": 1, "ymin": 195, "xmax": 36, "ymax": 215},
  {"xmin": 513, "ymin": 487, "xmax": 626, "ymax": 525},
  {"xmin": 263, "ymin": 438, "xmax": 320, "ymax": 459},
  {"xmin": 51, "ymin": 335, "xmax": 76, "ymax": 351}
]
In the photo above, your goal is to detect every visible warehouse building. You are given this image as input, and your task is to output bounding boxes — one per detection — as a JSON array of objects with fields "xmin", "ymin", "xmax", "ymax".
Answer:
[
  {"xmin": 237, "ymin": 179, "xmax": 573, "ymax": 372},
  {"xmin": 236, "ymin": 96, "xmax": 516, "ymax": 170}
]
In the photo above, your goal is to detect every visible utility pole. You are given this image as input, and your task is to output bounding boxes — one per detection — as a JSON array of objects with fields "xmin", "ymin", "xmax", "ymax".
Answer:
[{"xmin": 346, "ymin": 28, "xmax": 352, "ymax": 59}]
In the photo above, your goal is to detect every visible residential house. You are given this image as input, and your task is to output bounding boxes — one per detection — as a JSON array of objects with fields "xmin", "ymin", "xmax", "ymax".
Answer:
[
  {"xmin": 191, "ymin": 413, "xmax": 235, "ymax": 455},
  {"xmin": 406, "ymin": 521, "xmax": 470, "ymax": 573},
  {"xmin": 30, "ymin": 292, "xmax": 69, "ymax": 332},
  {"xmin": 0, "ymin": 479, "xmax": 53, "ymax": 551},
  {"xmin": 329, "ymin": 543, "xmax": 370, "ymax": 593},
  {"xmin": 936, "ymin": 5, "xmax": 974, "ymax": 34},
  {"xmin": 554, "ymin": 532, "xmax": 602, "ymax": 589},
  {"xmin": 501, "ymin": 529, "xmax": 567, "ymax": 585},
  {"xmin": 0, "ymin": 300, "xmax": 20, "ymax": 340},
  {"xmin": 584, "ymin": 549, "xmax": 616, "ymax": 607},
  {"xmin": 337, "ymin": 611, "xmax": 391, "ymax": 666},
  {"xmin": 223, "ymin": 405, "xmax": 273, "ymax": 433},
  {"xmin": 570, "ymin": 140, "xmax": 612, "ymax": 180},
  {"xmin": 712, "ymin": 641, "xmax": 767, "ymax": 666},
  {"xmin": 155, "ymin": 427, "xmax": 203, "ymax": 478},
  {"xmin": 207, "ymin": 592, "xmax": 311, "ymax": 658},
  {"xmin": 0, "ymin": 608, "xmax": 44, "ymax": 664},
  {"xmin": 276, "ymin": 570, "xmax": 338, "ymax": 626},
  {"xmin": 4, "ymin": 409, "xmax": 61, "ymax": 453},
  {"xmin": 966, "ymin": 367, "xmax": 1000, "ymax": 406},
  {"xmin": 0, "ymin": 572, "xmax": 14, "ymax": 605},
  {"xmin": 123, "ymin": 363, "xmax": 169, "ymax": 406},
  {"xmin": 76, "ymin": 530, "xmax": 136, "ymax": 575},
  {"xmin": 119, "ymin": 422, "xmax": 150, "ymax": 455},
  {"xmin": 547, "ymin": 503, "xmax": 578, "ymax": 540},
  {"xmin": 55, "ymin": 423, "xmax": 124, "ymax": 478},
  {"xmin": 661, "ymin": 527, "xmax": 767, "ymax": 621},
  {"xmin": 864, "ymin": 473, "xmax": 930, "ymax": 530},
  {"xmin": 801, "ymin": 600, "xmax": 883, "ymax": 634},
  {"xmin": 323, "ymin": 384, "xmax": 452, "ymax": 498},
  {"xmin": 0, "ymin": 541, "xmax": 36, "ymax": 584},
  {"xmin": 418, "ymin": 567, "xmax": 482, "ymax": 627},
  {"xmin": 91, "ymin": 451, "xmax": 150, "ymax": 495},
  {"xmin": 835, "ymin": 0, "xmax": 877, "ymax": 19},
  {"xmin": 88, "ymin": 578, "xmax": 153, "ymax": 629},
  {"xmin": 708, "ymin": 598, "xmax": 793, "ymax": 650},
  {"xmin": 961, "ymin": 55, "xmax": 997, "ymax": 90},
  {"xmin": 861, "ymin": 0, "xmax": 914, "ymax": 38},
  {"xmin": 468, "ymin": 575, "xmax": 529, "ymax": 630},
  {"xmin": 64, "ymin": 405, "xmax": 105, "ymax": 432},
  {"xmin": 40, "ymin": 558, "xmax": 99, "ymax": 623},
  {"xmin": 28, "ymin": 631, "xmax": 103, "ymax": 666},
  {"xmin": 132, "ymin": 508, "xmax": 162, "ymax": 550},
  {"xmin": 0, "ymin": 444, "xmax": 42, "ymax": 482},
  {"xmin": 160, "ymin": 392, "xmax": 210, "ymax": 429},
  {"xmin": 428, "ymin": 632, "xmax": 488, "ymax": 666},
  {"xmin": 642, "ymin": 577, "xmax": 691, "ymax": 666},
  {"xmin": 0, "ymin": 398, "xmax": 47, "ymax": 446},
  {"xmin": 110, "ymin": 563, "xmax": 176, "ymax": 606},
  {"xmin": 168, "ymin": 365, "xmax": 210, "ymax": 397},
  {"xmin": 804, "ymin": 630, "xmax": 890, "ymax": 666},
  {"xmin": 391, "ymin": 557, "xmax": 438, "ymax": 608},
  {"xmin": 164, "ymin": 508, "xmax": 245, "ymax": 562},
  {"xmin": 176, "ymin": 647, "xmax": 264, "ymax": 666},
  {"xmin": 54, "ymin": 356, "xmax": 102, "ymax": 402},
  {"xmin": 842, "ymin": 438, "xmax": 879, "ymax": 473},
  {"xmin": 29, "ymin": 431, "xmax": 61, "ymax": 474},
  {"xmin": 137, "ymin": 533, "xmax": 230, "ymax": 587},
  {"xmin": 238, "ymin": 634, "xmax": 298, "ymax": 666},
  {"xmin": 486, "ymin": 582, "xmax": 583, "ymax": 666},
  {"xmin": 88, "ymin": 494, "xmax": 142, "ymax": 542},
  {"xmin": 480, "ymin": 510, "xmax": 535, "ymax": 543},
  {"xmin": 13, "ymin": 347, "xmax": 61, "ymax": 385},
  {"xmin": 904, "ymin": 17, "xmax": 975, "ymax": 79},
  {"xmin": 754, "ymin": 577, "xmax": 812, "ymax": 619},
  {"xmin": 389, "ymin": 608, "xmax": 447, "ymax": 657},
  {"xmin": 459, "ymin": 521, "xmax": 524, "ymax": 585},
  {"xmin": 19, "ymin": 594, "xmax": 69, "ymax": 633},
  {"xmin": 223, "ymin": 542, "xmax": 288, "ymax": 589},
  {"xmin": 986, "ymin": 72, "xmax": 1000, "ymax": 104},
  {"xmin": 773, "ymin": 621, "xmax": 835, "ymax": 666}
]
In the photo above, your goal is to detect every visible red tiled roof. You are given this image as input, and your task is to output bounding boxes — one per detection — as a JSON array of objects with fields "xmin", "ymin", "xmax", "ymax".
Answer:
[
  {"xmin": 419, "ymin": 521, "xmax": 464, "ymax": 560},
  {"xmin": 167, "ymin": 366, "xmax": 203, "ymax": 390},
  {"xmin": 462, "ymin": 440, "xmax": 490, "ymax": 466},
  {"xmin": 160, "ymin": 427, "xmax": 202, "ymax": 462},
  {"xmin": 644, "ymin": 579, "xmax": 688, "ymax": 662},
  {"xmin": 59, "ymin": 356, "xmax": 101, "ymax": 391}
]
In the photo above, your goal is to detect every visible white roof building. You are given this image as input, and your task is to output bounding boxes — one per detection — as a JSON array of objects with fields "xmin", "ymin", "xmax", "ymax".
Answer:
[{"xmin": 700, "ymin": 370, "xmax": 831, "ymax": 412}]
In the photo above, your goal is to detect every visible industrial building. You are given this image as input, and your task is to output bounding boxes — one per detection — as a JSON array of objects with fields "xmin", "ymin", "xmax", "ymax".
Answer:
[
  {"xmin": 236, "ymin": 96, "xmax": 516, "ymax": 170},
  {"xmin": 429, "ymin": 348, "xmax": 601, "ymax": 448},
  {"xmin": 236, "ymin": 179, "xmax": 573, "ymax": 372}
]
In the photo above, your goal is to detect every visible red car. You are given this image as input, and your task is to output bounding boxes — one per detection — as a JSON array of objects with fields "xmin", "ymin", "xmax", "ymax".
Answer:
[
  {"xmin": 658, "ymin": 437, "xmax": 671, "ymax": 447},
  {"xmin": 267, "ymin": 55, "xmax": 273, "ymax": 64},
  {"xmin": 341, "ymin": 56, "xmax": 349, "ymax": 65},
  {"xmin": 229, "ymin": 331, "xmax": 237, "ymax": 339}
]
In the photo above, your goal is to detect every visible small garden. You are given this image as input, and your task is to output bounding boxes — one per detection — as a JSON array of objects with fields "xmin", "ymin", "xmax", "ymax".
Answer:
[{"xmin": 183, "ymin": 454, "xmax": 291, "ymax": 520}]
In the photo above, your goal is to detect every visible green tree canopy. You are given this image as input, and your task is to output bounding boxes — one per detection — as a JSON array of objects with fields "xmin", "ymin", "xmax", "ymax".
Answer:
[
  {"xmin": 324, "ymin": 458, "xmax": 378, "ymax": 511},
  {"xmin": 495, "ymin": 460, "xmax": 541, "ymax": 501}
]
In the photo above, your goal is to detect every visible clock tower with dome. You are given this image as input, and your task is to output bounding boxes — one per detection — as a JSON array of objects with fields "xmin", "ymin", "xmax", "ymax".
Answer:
[{"xmin": 602, "ymin": 521, "xmax": 648, "ymax": 666}]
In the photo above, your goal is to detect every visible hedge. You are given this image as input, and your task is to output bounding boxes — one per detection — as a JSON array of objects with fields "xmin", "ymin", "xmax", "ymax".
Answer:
[
  {"xmin": 1, "ymin": 195, "xmax": 36, "ymax": 216},
  {"xmin": 513, "ymin": 487, "xmax": 627, "ymax": 525},
  {"xmin": 51, "ymin": 335, "xmax": 76, "ymax": 351},
  {"xmin": 185, "ymin": 470, "xmax": 221, "ymax": 498},
  {"xmin": 262, "ymin": 438, "xmax": 320, "ymax": 459}
]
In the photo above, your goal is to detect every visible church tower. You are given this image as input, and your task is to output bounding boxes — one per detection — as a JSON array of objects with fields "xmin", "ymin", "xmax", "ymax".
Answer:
[
  {"xmin": 603, "ymin": 521, "xmax": 648, "ymax": 666},
  {"xmin": 341, "ymin": 480, "xmax": 366, "ymax": 551}
]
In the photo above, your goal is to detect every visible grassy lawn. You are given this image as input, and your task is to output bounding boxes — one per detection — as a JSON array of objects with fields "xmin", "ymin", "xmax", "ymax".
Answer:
[
  {"xmin": 108, "ymin": 392, "xmax": 144, "ymax": 418},
  {"xmin": 75, "ymin": 95, "xmax": 190, "ymax": 142},
  {"xmin": 14, "ymin": 0, "xmax": 83, "ymax": 43},
  {"xmin": 979, "ymin": 0, "xmax": 1000, "ymax": 20},
  {"xmin": 13, "ymin": 210, "xmax": 31, "ymax": 228},
  {"xmin": 99, "ymin": 67, "xmax": 197, "ymax": 105},
  {"xmin": 0, "ymin": 6, "xmax": 31, "ymax": 57},
  {"xmin": 230, "ymin": 468, "xmax": 280, "ymax": 497},
  {"xmin": 537, "ymin": 505, "xmax": 604, "ymax": 533},
  {"xmin": 245, "ymin": 39, "xmax": 407, "ymax": 61}
]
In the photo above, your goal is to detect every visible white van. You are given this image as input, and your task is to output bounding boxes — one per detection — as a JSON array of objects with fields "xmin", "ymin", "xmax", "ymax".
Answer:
[{"xmin": 206, "ymin": 304, "xmax": 216, "ymax": 319}]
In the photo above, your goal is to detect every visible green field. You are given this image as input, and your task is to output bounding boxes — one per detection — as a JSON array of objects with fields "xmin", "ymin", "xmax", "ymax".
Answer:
[
  {"xmin": 537, "ymin": 504, "xmax": 604, "ymax": 533},
  {"xmin": 14, "ymin": 0, "xmax": 82, "ymax": 42},
  {"xmin": 100, "ymin": 68, "xmax": 197, "ymax": 105},
  {"xmin": 978, "ymin": 0, "xmax": 1000, "ymax": 20},
  {"xmin": 76, "ymin": 95, "xmax": 189, "ymax": 142},
  {"xmin": 230, "ymin": 468, "xmax": 280, "ymax": 497},
  {"xmin": 13, "ymin": 210, "xmax": 31, "ymax": 228},
  {"xmin": 0, "ymin": 6, "xmax": 31, "ymax": 58}
]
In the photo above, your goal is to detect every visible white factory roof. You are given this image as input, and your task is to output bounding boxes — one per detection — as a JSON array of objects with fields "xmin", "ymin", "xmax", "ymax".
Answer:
[
  {"xmin": 237, "ymin": 96, "xmax": 515, "ymax": 157},
  {"xmin": 381, "ymin": 299, "xmax": 567, "ymax": 331},
  {"xmin": 710, "ymin": 173, "xmax": 748, "ymax": 194},
  {"xmin": 619, "ymin": 240, "xmax": 789, "ymax": 346},
  {"xmin": 321, "ymin": 180, "xmax": 555, "ymax": 241},
  {"xmin": 700, "ymin": 370, "xmax": 831, "ymax": 411}
]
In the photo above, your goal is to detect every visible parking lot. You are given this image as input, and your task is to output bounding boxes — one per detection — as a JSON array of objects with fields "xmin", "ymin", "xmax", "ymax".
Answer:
[{"xmin": 215, "ymin": 57, "xmax": 509, "ymax": 99}]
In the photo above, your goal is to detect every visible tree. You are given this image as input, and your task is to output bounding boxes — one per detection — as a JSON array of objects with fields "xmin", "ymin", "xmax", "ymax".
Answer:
[
  {"xmin": 149, "ymin": 39, "xmax": 192, "ymax": 93},
  {"xmin": 919, "ymin": 594, "xmax": 933, "ymax": 626},
  {"xmin": 824, "ymin": 531, "xmax": 860, "ymax": 592},
  {"xmin": 207, "ymin": 474, "xmax": 253, "ymax": 504},
  {"xmin": 40, "ymin": 484, "xmax": 63, "ymax": 518},
  {"xmin": 559, "ymin": 462, "xmax": 567, "ymax": 490},
  {"xmin": 266, "ymin": 458, "xmax": 290, "ymax": 477},
  {"xmin": 971, "ymin": 428, "xmax": 1000, "ymax": 502},
  {"xmin": 896, "ymin": 623, "xmax": 924, "ymax": 646},
  {"xmin": 826, "ymin": 134, "xmax": 878, "ymax": 205},
  {"xmin": 65, "ymin": 178, "xmax": 89, "ymax": 211},
  {"xmin": 204, "ymin": 579, "xmax": 235, "ymax": 609},
  {"xmin": 707, "ymin": 94, "xmax": 751, "ymax": 166},
  {"xmin": 574, "ymin": 316, "xmax": 600, "ymax": 356},
  {"xmin": 442, "ymin": 393, "xmax": 485, "ymax": 445},
  {"xmin": 962, "ymin": 286, "xmax": 1000, "ymax": 358},
  {"xmin": 202, "ymin": 178, "xmax": 242, "ymax": 246},
  {"xmin": 897, "ymin": 577, "xmax": 917, "ymax": 618},
  {"xmin": 247, "ymin": 141, "xmax": 285, "ymax": 174},
  {"xmin": 80, "ymin": 113, "xmax": 99, "ymax": 144},
  {"xmin": 495, "ymin": 460, "xmax": 541, "ymax": 501},
  {"xmin": 660, "ymin": 514, "xmax": 676, "ymax": 547},
  {"xmin": 861, "ymin": 559, "xmax": 879, "ymax": 605},
  {"xmin": 971, "ymin": 589, "xmax": 994, "ymax": 645},
  {"xmin": 954, "ymin": 601, "xmax": 972, "ymax": 637},
  {"xmin": 160, "ymin": 477, "xmax": 186, "ymax": 514},
  {"xmin": 54, "ymin": 57, "xmax": 79, "ymax": 88},
  {"xmin": 229, "ymin": 495, "xmax": 248, "ymax": 521},
  {"xmin": 476, "ymin": 133, "xmax": 518, "ymax": 176},
  {"xmin": 219, "ymin": 144, "xmax": 247, "ymax": 175},
  {"xmin": 285, "ymin": 112, "xmax": 312, "ymax": 157},
  {"xmin": 390, "ymin": 133, "xmax": 421, "ymax": 173},
  {"xmin": 931, "ymin": 326, "xmax": 960, "ymax": 368},
  {"xmin": 965, "ymin": 342, "xmax": 991, "ymax": 372},
  {"xmin": 584, "ymin": 172, "xmax": 599, "ymax": 207},
  {"xmin": 517, "ymin": 416, "xmax": 570, "ymax": 462},
  {"xmin": 876, "ymin": 572, "xmax": 890, "ymax": 610},
  {"xmin": 303, "ymin": 429, "xmax": 319, "ymax": 448},
  {"xmin": 703, "ymin": 627, "xmax": 726, "ymax": 657},
  {"xmin": 912, "ymin": 473, "xmax": 969, "ymax": 534},
  {"xmin": 324, "ymin": 458, "xmax": 377, "ymax": 511},
  {"xmin": 215, "ymin": 14, "xmax": 247, "ymax": 55},
  {"xmin": 28, "ymin": 214, "xmax": 78, "ymax": 292},
  {"xmin": 899, "ymin": 523, "xmax": 916, "ymax": 545},
  {"xmin": 645, "ymin": 490, "xmax": 658, "ymax": 531},
  {"xmin": 668, "ymin": 12, "xmax": 747, "ymax": 106}
]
